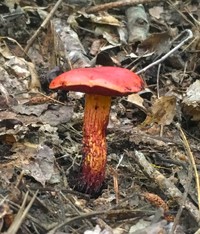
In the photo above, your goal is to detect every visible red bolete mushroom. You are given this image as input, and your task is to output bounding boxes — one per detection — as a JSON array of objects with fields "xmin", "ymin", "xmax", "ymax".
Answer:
[{"xmin": 49, "ymin": 66, "xmax": 144, "ymax": 194}]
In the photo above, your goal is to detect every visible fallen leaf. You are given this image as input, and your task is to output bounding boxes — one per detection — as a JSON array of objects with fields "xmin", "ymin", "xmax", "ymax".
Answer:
[
  {"xmin": 149, "ymin": 6, "xmax": 164, "ymax": 19},
  {"xmin": 127, "ymin": 93, "xmax": 146, "ymax": 112},
  {"xmin": 12, "ymin": 104, "xmax": 49, "ymax": 116},
  {"xmin": 51, "ymin": 18, "xmax": 91, "ymax": 69},
  {"xmin": 95, "ymin": 25, "xmax": 120, "ymax": 45},
  {"xmin": 137, "ymin": 32, "xmax": 171, "ymax": 56},
  {"xmin": 143, "ymin": 96, "xmax": 176, "ymax": 126}
]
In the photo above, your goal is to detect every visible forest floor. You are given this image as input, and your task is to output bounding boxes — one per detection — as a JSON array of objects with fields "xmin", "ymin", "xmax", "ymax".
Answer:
[{"xmin": 0, "ymin": 0, "xmax": 200, "ymax": 233}]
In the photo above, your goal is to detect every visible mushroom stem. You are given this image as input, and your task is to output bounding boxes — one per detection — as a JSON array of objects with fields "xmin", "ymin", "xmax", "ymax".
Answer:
[{"xmin": 81, "ymin": 94, "xmax": 111, "ymax": 193}]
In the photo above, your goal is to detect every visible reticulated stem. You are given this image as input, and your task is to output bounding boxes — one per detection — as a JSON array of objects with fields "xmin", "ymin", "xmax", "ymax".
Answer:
[{"xmin": 81, "ymin": 94, "xmax": 111, "ymax": 193}]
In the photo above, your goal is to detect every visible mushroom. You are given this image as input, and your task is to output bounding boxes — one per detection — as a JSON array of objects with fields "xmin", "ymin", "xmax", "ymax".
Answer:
[{"xmin": 49, "ymin": 66, "xmax": 144, "ymax": 194}]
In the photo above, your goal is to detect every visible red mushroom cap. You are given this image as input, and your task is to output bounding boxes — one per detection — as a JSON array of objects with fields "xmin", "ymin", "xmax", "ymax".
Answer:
[{"xmin": 49, "ymin": 66, "xmax": 144, "ymax": 96}]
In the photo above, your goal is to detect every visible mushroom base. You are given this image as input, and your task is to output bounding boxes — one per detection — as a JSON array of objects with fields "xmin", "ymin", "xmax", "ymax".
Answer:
[{"xmin": 80, "ymin": 94, "xmax": 111, "ymax": 193}]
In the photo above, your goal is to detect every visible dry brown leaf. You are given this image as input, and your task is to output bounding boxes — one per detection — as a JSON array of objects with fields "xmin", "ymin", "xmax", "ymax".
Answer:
[
  {"xmin": 95, "ymin": 25, "xmax": 120, "ymax": 45},
  {"xmin": 183, "ymin": 80, "xmax": 200, "ymax": 107},
  {"xmin": 137, "ymin": 32, "xmax": 171, "ymax": 56},
  {"xmin": 182, "ymin": 80, "xmax": 200, "ymax": 120},
  {"xmin": 127, "ymin": 93, "xmax": 146, "ymax": 112},
  {"xmin": 143, "ymin": 96, "xmax": 176, "ymax": 126}
]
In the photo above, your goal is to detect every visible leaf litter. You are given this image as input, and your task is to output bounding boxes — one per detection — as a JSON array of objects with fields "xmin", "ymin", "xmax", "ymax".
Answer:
[{"xmin": 0, "ymin": 0, "xmax": 200, "ymax": 233}]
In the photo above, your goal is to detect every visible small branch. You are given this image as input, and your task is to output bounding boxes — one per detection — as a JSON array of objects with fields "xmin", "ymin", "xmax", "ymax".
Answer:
[
  {"xmin": 24, "ymin": 0, "xmax": 63, "ymax": 53},
  {"xmin": 0, "ymin": 193, "xmax": 53, "ymax": 231},
  {"xmin": 86, "ymin": 0, "xmax": 163, "ymax": 14},
  {"xmin": 6, "ymin": 191, "xmax": 38, "ymax": 234},
  {"xmin": 47, "ymin": 211, "xmax": 106, "ymax": 234},
  {"xmin": 132, "ymin": 150, "xmax": 200, "ymax": 224},
  {"xmin": 136, "ymin": 29, "xmax": 193, "ymax": 75},
  {"xmin": 170, "ymin": 165, "xmax": 193, "ymax": 233},
  {"xmin": 47, "ymin": 208, "xmax": 154, "ymax": 233}
]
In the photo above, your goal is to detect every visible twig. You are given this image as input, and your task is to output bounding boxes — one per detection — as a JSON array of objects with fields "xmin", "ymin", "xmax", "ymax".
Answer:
[
  {"xmin": 195, "ymin": 228, "xmax": 200, "ymax": 234},
  {"xmin": 96, "ymin": 218, "xmax": 113, "ymax": 233},
  {"xmin": 6, "ymin": 191, "xmax": 38, "ymax": 234},
  {"xmin": 170, "ymin": 123, "xmax": 200, "ymax": 232},
  {"xmin": 156, "ymin": 63, "xmax": 161, "ymax": 99},
  {"xmin": 155, "ymin": 63, "xmax": 164, "ymax": 137},
  {"xmin": 0, "ymin": 194, "xmax": 54, "ymax": 231},
  {"xmin": 0, "ymin": 195, "xmax": 8, "ymax": 205},
  {"xmin": 47, "ymin": 208, "xmax": 154, "ymax": 233},
  {"xmin": 59, "ymin": 191, "xmax": 93, "ymax": 228},
  {"xmin": 176, "ymin": 123, "xmax": 200, "ymax": 213},
  {"xmin": 132, "ymin": 150, "xmax": 200, "ymax": 224},
  {"xmin": 136, "ymin": 29, "xmax": 193, "ymax": 75},
  {"xmin": 38, "ymin": 91, "xmax": 65, "ymax": 105},
  {"xmin": 29, "ymin": 186, "xmax": 90, "ymax": 200},
  {"xmin": 24, "ymin": 0, "xmax": 63, "ymax": 53},
  {"xmin": 0, "ymin": 36, "xmax": 30, "ymax": 59},
  {"xmin": 167, "ymin": 0, "xmax": 196, "ymax": 27},
  {"xmin": 108, "ymin": 166, "xmax": 119, "ymax": 204},
  {"xmin": 86, "ymin": 0, "xmax": 163, "ymax": 14},
  {"xmin": 170, "ymin": 162, "xmax": 193, "ymax": 233},
  {"xmin": 45, "ymin": 210, "xmax": 115, "ymax": 234}
]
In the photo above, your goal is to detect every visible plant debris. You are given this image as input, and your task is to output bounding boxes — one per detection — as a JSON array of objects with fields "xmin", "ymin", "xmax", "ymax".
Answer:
[{"xmin": 0, "ymin": 0, "xmax": 200, "ymax": 233}]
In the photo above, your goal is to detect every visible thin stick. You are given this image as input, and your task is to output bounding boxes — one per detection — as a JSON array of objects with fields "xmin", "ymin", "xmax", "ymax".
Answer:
[
  {"xmin": 176, "ymin": 123, "xmax": 200, "ymax": 213},
  {"xmin": 47, "ymin": 208, "xmax": 154, "ymax": 234},
  {"xmin": 132, "ymin": 150, "xmax": 200, "ymax": 224},
  {"xmin": 136, "ymin": 29, "xmax": 193, "ymax": 75},
  {"xmin": 46, "ymin": 210, "xmax": 117, "ymax": 234},
  {"xmin": 156, "ymin": 63, "xmax": 161, "ymax": 99},
  {"xmin": 6, "ymin": 191, "xmax": 38, "ymax": 234},
  {"xmin": 60, "ymin": 191, "xmax": 93, "ymax": 228},
  {"xmin": 157, "ymin": 63, "xmax": 162, "ymax": 137},
  {"xmin": 170, "ymin": 163, "xmax": 193, "ymax": 234},
  {"xmin": 0, "ymin": 36, "xmax": 29, "ymax": 58},
  {"xmin": 38, "ymin": 91, "xmax": 65, "ymax": 105},
  {"xmin": 167, "ymin": 0, "xmax": 195, "ymax": 27},
  {"xmin": 0, "ymin": 193, "xmax": 55, "ymax": 231},
  {"xmin": 24, "ymin": 0, "xmax": 63, "ymax": 53},
  {"xmin": 86, "ymin": 0, "xmax": 163, "ymax": 14}
]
